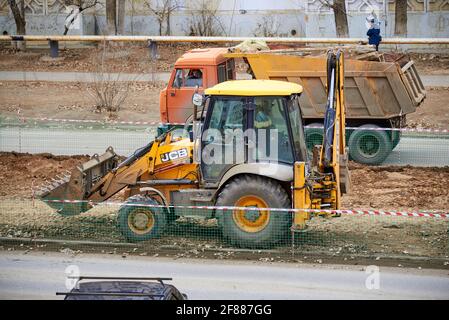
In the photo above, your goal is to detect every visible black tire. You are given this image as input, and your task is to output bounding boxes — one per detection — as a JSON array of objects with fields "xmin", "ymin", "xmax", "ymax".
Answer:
[
  {"xmin": 391, "ymin": 130, "xmax": 401, "ymax": 149},
  {"xmin": 348, "ymin": 124, "xmax": 392, "ymax": 165},
  {"xmin": 117, "ymin": 194, "xmax": 167, "ymax": 242},
  {"xmin": 305, "ymin": 123, "xmax": 324, "ymax": 156},
  {"xmin": 215, "ymin": 175, "xmax": 291, "ymax": 249}
]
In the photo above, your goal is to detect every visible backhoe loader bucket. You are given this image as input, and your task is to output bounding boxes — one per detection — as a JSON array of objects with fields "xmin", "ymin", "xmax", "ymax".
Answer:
[{"xmin": 36, "ymin": 147, "xmax": 119, "ymax": 216}]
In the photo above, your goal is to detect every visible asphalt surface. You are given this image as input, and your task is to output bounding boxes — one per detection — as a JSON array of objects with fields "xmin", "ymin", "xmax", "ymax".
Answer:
[
  {"xmin": 0, "ymin": 71, "xmax": 446, "ymax": 86},
  {"xmin": 0, "ymin": 126, "xmax": 151, "ymax": 157},
  {"xmin": 0, "ymin": 251, "xmax": 448, "ymax": 300},
  {"xmin": 1, "ymin": 126, "xmax": 448, "ymax": 166}
]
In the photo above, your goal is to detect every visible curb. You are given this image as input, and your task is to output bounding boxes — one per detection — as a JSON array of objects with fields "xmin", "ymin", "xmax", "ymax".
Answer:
[
  {"xmin": 0, "ymin": 236, "xmax": 138, "ymax": 248},
  {"xmin": 1, "ymin": 237, "xmax": 447, "ymax": 265}
]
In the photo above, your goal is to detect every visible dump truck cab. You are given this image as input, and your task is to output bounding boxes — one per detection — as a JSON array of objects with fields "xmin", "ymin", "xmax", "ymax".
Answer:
[{"xmin": 159, "ymin": 48, "xmax": 236, "ymax": 124}]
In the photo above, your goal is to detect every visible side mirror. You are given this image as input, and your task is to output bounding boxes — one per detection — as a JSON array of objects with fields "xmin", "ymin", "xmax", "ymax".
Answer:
[{"xmin": 192, "ymin": 93, "xmax": 203, "ymax": 107}]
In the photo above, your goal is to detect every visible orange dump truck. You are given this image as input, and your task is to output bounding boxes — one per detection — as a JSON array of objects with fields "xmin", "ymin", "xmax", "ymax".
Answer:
[{"xmin": 158, "ymin": 47, "xmax": 425, "ymax": 165}]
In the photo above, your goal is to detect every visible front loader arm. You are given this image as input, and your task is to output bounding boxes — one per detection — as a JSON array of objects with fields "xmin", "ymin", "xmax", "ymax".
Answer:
[
  {"xmin": 87, "ymin": 140, "xmax": 160, "ymax": 202},
  {"xmin": 38, "ymin": 138, "xmax": 161, "ymax": 216}
]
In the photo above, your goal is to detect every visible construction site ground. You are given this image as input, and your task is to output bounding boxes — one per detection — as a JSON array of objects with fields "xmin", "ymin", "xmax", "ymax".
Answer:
[
  {"xmin": 0, "ymin": 152, "xmax": 447, "ymax": 269},
  {"xmin": 1, "ymin": 43, "xmax": 448, "ymax": 127},
  {"xmin": 0, "ymin": 44, "xmax": 448, "ymax": 269},
  {"xmin": 0, "ymin": 81, "xmax": 448, "ymax": 128}
]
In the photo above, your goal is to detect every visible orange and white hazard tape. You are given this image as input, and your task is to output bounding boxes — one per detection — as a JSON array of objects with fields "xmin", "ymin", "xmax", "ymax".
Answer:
[
  {"xmin": 14, "ymin": 117, "xmax": 185, "ymax": 127},
  {"xmin": 6, "ymin": 116, "xmax": 449, "ymax": 134}
]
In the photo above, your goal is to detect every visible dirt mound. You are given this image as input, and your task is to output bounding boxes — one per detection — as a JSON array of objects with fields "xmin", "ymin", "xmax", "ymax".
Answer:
[
  {"xmin": 1, "ymin": 152, "xmax": 448, "ymax": 211},
  {"xmin": 0, "ymin": 152, "xmax": 89, "ymax": 198},
  {"xmin": 0, "ymin": 152, "xmax": 447, "ymax": 262},
  {"xmin": 343, "ymin": 162, "xmax": 449, "ymax": 211}
]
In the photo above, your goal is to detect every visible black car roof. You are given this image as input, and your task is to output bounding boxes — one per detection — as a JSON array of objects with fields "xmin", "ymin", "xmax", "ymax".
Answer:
[{"xmin": 64, "ymin": 281, "xmax": 178, "ymax": 300}]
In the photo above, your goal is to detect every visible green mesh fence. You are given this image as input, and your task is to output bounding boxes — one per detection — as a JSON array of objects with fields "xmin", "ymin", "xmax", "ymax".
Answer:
[
  {"xmin": 0, "ymin": 199, "xmax": 447, "ymax": 262},
  {"xmin": 1, "ymin": 119, "xmax": 448, "ymax": 166},
  {"xmin": 0, "ymin": 120, "xmax": 448, "ymax": 265}
]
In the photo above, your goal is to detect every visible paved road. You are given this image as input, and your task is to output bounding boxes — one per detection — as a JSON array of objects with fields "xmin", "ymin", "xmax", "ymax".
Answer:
[
  {"xmin": 0, "ymin": 126, "xmax": 151, "ymax": 157},
  {"xmin": 0, "ymin": 251, "xmax": 448, "ymax": 300},
  {"xmin": 0, "ymin": 71, "xmax": 446, "ymax": 86},
  {"xmin": 1, "ymin": 126, "xmax": 448, "ymax": 166}
]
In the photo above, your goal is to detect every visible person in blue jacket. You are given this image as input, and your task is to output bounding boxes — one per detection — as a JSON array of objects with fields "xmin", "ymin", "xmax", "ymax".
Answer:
[{"xmin": 366, "ymin": 18, "xmax": 382, "ymax": 51}]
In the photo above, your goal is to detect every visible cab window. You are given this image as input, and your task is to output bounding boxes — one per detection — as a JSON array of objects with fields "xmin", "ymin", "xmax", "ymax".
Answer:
[
  {"xmin": 207, "ymin": 97, "xmax": 245, "ymax": 136},
  {"xmin": 288, "ymin": 96, "xmax": 308, "ymax": 161},
  {"xmin": 201, "ymin": 96, "xmax": 246, "ymax": 182},
  {"xmin": 217, "ymin": 59, "xmax": 235, "ymax": 84},
  {"xmin": 173, "ymin": 68, "xmax": 203, "ymax": 88},
  {"xmin": 252, "ymin": 97, "xmax": 294, "ymax": 164}
]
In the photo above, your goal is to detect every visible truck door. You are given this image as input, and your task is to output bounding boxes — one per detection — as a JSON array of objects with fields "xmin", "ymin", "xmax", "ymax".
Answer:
[{"xmin": 167, "ymin": 68, "xmax": 205, "ymax": 123}]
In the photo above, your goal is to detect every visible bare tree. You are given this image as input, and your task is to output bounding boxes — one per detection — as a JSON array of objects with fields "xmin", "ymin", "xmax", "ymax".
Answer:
[
  {"xmin": 106, "ymin": 0, "xmax": 117, "ymax": 35},
  {"xmin": 63, "ymin": 1, "xmax": 100, "ymax": 35},
  {"xmin": 320, "ymin": 0, "xmax": 349, "ymax": 38},
  {"xmin": 87, "ymin": 42, "xmax": 137, "ymax": 114},
  {"xmin": 187, "ymin": 0, "xmax": 225, "ymax": 36},
  {"xmin": 7, "ymin": 0, "xmax": 26, "ymax": 50},
  {"xmin": 253, "ymin": 16, "xmax": 281, "ymax": 37},
  {"xmin": 103, "ymin": 0, "xmax": 127, "ymax": 35},
  {"xmin": 394, "ymin": 0, "xmax": 407, "ymax": 36},
  {"xmin": 146, "ymin": 0, "xmax": 180, "ymax": 36},
  {"xmin": 117, "ymin": 0, "xmax": 126, "ymax": 34}
]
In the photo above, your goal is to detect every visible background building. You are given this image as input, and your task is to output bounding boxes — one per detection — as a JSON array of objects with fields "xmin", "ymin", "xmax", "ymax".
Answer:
[{"xmin": 0, "ymin": 0, "xmax": 448, "ymax": 38}]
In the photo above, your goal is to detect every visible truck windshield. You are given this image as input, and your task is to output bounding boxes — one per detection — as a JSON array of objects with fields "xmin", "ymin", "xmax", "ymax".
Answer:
[{"xmin": 288, "ymin": 96, "xmax": 308, "ymax": 161}]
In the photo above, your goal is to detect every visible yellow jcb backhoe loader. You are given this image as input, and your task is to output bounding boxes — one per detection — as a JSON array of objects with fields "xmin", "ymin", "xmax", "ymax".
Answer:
[{"xmin": 37, "ymin": 51, "xmax": 350, "ymax": 248}]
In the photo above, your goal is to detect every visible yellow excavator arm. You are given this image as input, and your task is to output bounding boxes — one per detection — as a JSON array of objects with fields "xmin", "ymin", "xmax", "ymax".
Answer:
[{"xmin": 37, "ymin": 130, "xmax": 196, "ymax": 215}]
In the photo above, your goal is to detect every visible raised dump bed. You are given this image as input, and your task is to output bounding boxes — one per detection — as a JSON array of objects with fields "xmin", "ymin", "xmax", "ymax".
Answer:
[{"xmin": 227, "ymin": 50, "xmax": 426, "ymax": 165}]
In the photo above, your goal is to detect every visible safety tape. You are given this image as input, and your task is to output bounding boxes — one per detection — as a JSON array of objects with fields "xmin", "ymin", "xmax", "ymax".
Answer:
[
  {"xmin": 41, "ymin": 199, "xmax": 449, "ymax": 219},
  {"xmin": 5, "ymin": 116, "xmax": 449, "ymax": 134},
  {"xmin": 306, "ymin": 125, "xmax": 449, "ymax": 134},
  {"xmin": 11, "ymin": 116, "xmax": 185, "ymax": 127}
]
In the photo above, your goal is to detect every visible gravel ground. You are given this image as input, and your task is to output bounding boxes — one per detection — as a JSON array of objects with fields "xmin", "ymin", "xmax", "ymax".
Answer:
[{"xmin": 0, "ymin": 152, "xmax": 447, "ymax": 261}]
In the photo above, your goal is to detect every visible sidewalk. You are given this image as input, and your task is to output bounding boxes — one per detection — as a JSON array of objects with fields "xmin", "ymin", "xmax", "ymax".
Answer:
[
  {"xmin": 0, "ymin": 71, "xmax": 170, "ymax": 83},
  {"xmin": 0, "ymin": 71, "xmax": 253, "ymax": 83}
]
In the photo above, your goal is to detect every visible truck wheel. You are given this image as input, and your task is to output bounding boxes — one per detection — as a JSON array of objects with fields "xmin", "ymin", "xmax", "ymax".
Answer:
[
  {"xmin": 117, "ymin": 195, "xmax": 167, "ymax": 242},
  {"xmin": 348, "ymin": 124, "xmax": 392, "ymax": 165},
  {"xmin": 391, "ymin": 130, "xmax": 401, "ymax": 149},
  {"xmin": 305, "ymin": 123, "xmax": 324, "ymax": 156},
  {"xmin": 215, "ymin": 175, "xmax": 291, "ymax": 248}
]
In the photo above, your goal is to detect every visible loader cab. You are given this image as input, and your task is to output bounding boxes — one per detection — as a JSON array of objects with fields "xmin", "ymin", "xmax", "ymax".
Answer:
[{"xmin": 198, "ymin": 80, "xmax": 307, "ymax": 186}]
